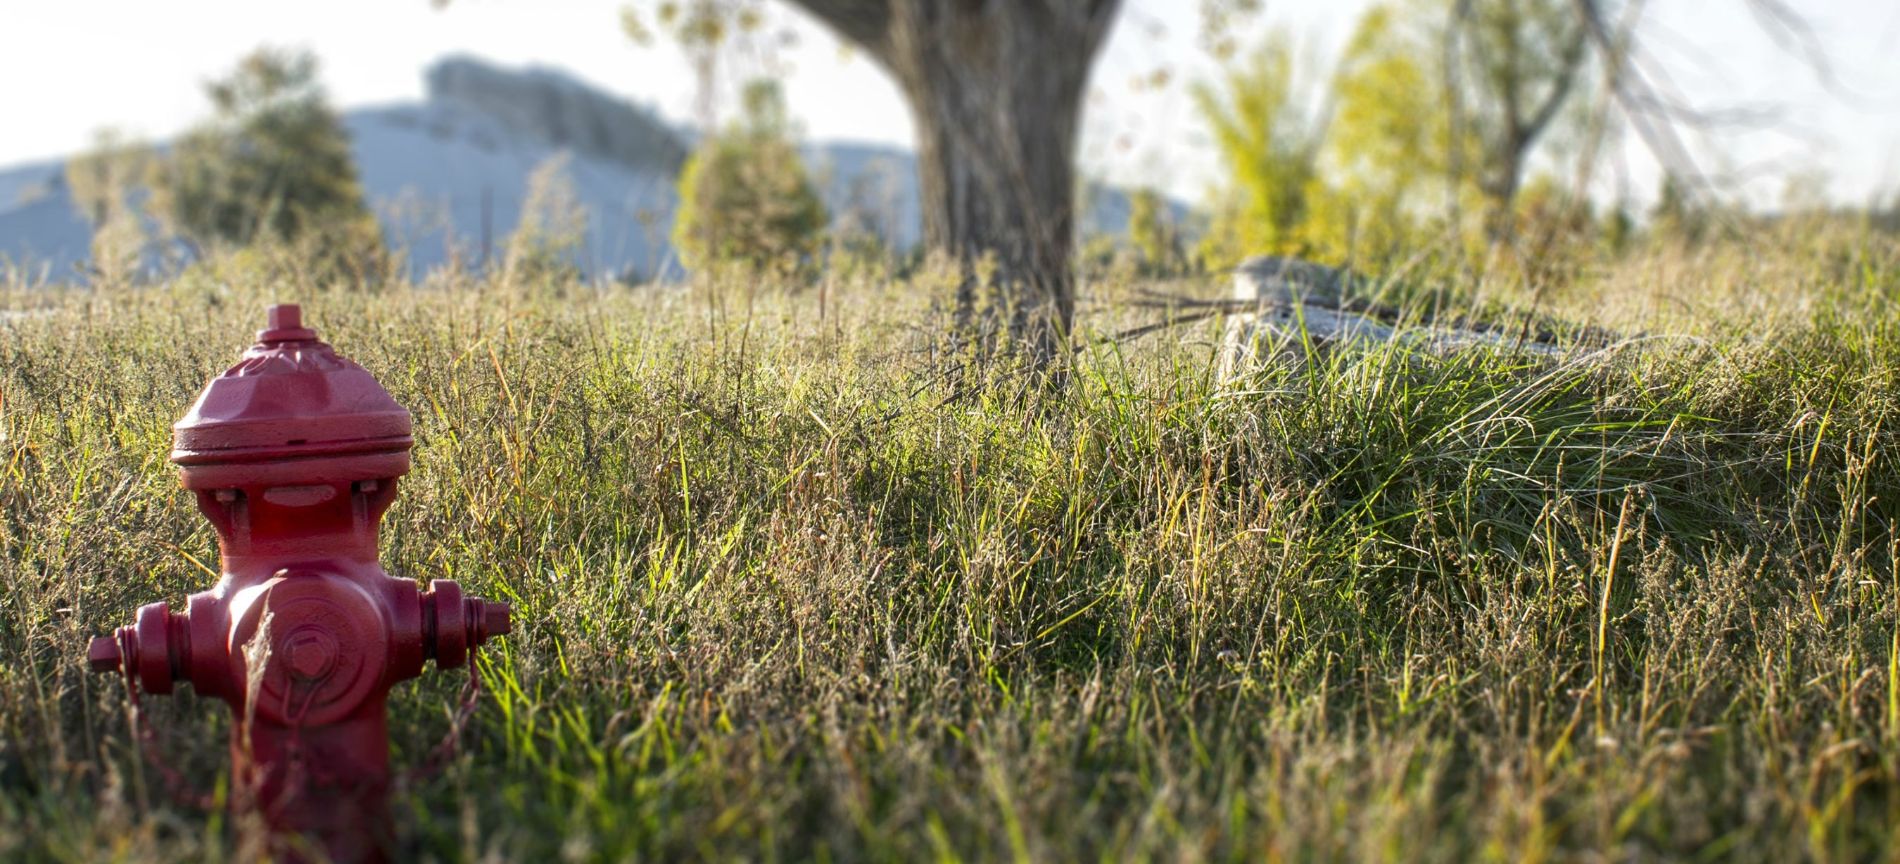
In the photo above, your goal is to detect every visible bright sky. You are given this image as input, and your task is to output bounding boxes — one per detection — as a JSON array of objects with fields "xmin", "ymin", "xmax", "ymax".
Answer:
[{"xmin": 3, "ymin": 0, "xmax": 1897, "ymax": 210}]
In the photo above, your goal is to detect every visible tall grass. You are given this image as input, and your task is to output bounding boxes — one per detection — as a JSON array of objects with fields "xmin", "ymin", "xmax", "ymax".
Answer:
[{"xmin": 3, "ymin": 225, "xmax": 1899, "ymax": 861}]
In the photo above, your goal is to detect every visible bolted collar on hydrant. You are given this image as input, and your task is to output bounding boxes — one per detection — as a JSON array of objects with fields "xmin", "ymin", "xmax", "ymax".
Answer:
[{"xmin": 87, "ymin": 304, "xmax": 510, "ymax": 863}]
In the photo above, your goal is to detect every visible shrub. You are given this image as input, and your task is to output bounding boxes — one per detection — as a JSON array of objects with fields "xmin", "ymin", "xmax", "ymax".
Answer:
[
  {"xmin": 503, "ymin": 152, "xmax": 589, "ymax": 290},
  {"xmin": 672, "ymin": 80, "xmax": 825, "ymax": 275}
]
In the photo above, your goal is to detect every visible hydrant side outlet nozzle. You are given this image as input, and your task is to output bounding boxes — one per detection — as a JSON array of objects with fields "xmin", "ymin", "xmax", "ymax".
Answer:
[{"xmin": 84, "ymin": 304, "xmax": 511, "ymax": 864}]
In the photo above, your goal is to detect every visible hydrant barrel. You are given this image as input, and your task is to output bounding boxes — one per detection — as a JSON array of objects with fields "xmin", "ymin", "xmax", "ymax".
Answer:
[{"xmin": 85, "ymin": 304, "xmax": 511, "ymax": 863}]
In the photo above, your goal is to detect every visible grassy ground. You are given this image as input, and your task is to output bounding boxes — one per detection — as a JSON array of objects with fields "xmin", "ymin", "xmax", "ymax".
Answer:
[{"xmin": 3, "ymin": 227, "xmax": 1900, "ymax": 861}]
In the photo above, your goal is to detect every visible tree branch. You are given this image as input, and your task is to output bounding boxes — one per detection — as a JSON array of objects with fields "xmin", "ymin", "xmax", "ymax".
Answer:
[
  {"xmin": 1574, "ymin": 0, "xmax": 1709, "ymax": 200},
  {"xmin": 789, "ymin": 0, "xmax": 895, "ymax": 59},
  {"xmin": 1517, "ymin": 25, "xmax": 1587, "ymax": 151},
  {"xmin": 1742, "ymin": 0, "xmax": 1838, "ymax": 94},
  {"xmin": 1079, "ymin": 0, "xmax": 1122, "ymax": 51}
]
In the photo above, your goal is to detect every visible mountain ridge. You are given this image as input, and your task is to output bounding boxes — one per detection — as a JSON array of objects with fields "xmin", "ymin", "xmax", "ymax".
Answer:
[{"xmin": 0, "ymin": 55, "xmax": 1190, "ymax": 280}]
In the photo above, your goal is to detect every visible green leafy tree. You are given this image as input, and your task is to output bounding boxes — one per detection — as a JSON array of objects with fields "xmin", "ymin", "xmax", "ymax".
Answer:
[
  {"xmin": 1319, "ymin": 0, "xmax": 1587, "ymax": 251},
  {"xmin": 151, "ymin": 47, "xmax": 382, "ymax": 275},
  {"xmin": 672, "ymin": 80, "xmax": 826, "ymax": 274},
  {"xmin": 1192, "ymin": 30, "xmax": 1327, "ymax": 269},
  {"xmin": 1310, "ymin": 4, "xmax": 1463, "ymax": 262},
  {"xmin": 1449, "ymin": 0, "xmax": 1590, "ymax": 240}
]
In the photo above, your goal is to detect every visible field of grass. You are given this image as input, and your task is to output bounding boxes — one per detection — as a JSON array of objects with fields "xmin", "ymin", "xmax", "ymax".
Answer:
[{"xmin": 4, "ymin": 227, "xmax": 1900, "ymax": 861}]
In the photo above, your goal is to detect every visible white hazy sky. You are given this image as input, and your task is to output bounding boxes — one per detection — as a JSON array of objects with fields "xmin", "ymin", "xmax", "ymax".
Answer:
[{"xmin": 2, "ymin": 0, "xmax": 1897, "ymax": 209}]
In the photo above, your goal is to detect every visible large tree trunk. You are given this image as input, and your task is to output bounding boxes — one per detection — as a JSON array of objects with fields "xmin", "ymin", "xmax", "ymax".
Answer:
[{"xmin": 793, "ymin": 0, "xmax": 1120, "ymax": 367}]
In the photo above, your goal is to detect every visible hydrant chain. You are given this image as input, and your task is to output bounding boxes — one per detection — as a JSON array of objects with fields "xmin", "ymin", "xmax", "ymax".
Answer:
[
  {"xmin": 396, "ymin": 644, "xmax": 486, "ymax": 791},
  {"xmin": 118, "ymin": 647, "xmax": 219, "ymax": 811}
]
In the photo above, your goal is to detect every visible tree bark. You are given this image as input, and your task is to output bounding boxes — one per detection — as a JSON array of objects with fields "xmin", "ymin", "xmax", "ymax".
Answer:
[{"xmin": 791, "ymin": 0, "xmax": 1120, "ymax": 367}]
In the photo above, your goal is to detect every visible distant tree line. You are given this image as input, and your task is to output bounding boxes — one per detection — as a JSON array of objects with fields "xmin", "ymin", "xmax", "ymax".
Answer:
[
  {"xmin": 63, "ymin": 45, "xmax": 836, "ymax": 291},
  {"xmin": 65, "ymin": 1, "xmax": 1850, "ymax": 312}
]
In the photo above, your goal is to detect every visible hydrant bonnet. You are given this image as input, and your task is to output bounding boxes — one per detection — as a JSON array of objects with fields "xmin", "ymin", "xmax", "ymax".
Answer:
[{"xmin": 171, "ymin": 303, "xmax": 414, "ymax": 489}]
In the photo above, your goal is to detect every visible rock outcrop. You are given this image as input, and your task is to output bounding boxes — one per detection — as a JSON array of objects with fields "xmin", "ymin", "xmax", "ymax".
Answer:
[
  {"xmin": 425, "ymin": 56, "xmax": 687, "ymax": 175},
  {"xmin": 1218, "ymin": 255, "xmax": 1567, "ymax": 381}
]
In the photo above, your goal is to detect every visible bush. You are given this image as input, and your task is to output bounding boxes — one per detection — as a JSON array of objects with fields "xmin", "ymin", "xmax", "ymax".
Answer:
[
  {"xmin": 503, "ymin": 152, "xmax": 589, "ymax": 291},
  {"xmin": 672, "ymin": 80, "xmax": 825, "ymax": 276}
]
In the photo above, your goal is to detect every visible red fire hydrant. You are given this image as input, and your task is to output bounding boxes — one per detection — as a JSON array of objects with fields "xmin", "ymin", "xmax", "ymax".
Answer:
[{"xmin": 86, "ymin": 304, "xmax": 510, "ymax": 862}]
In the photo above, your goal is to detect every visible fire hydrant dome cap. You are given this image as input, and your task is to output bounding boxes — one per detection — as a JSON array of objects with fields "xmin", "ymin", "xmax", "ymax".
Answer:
[{"xmin": 172, "ymin": 305, "xmax": 413, "ymax": 468}]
